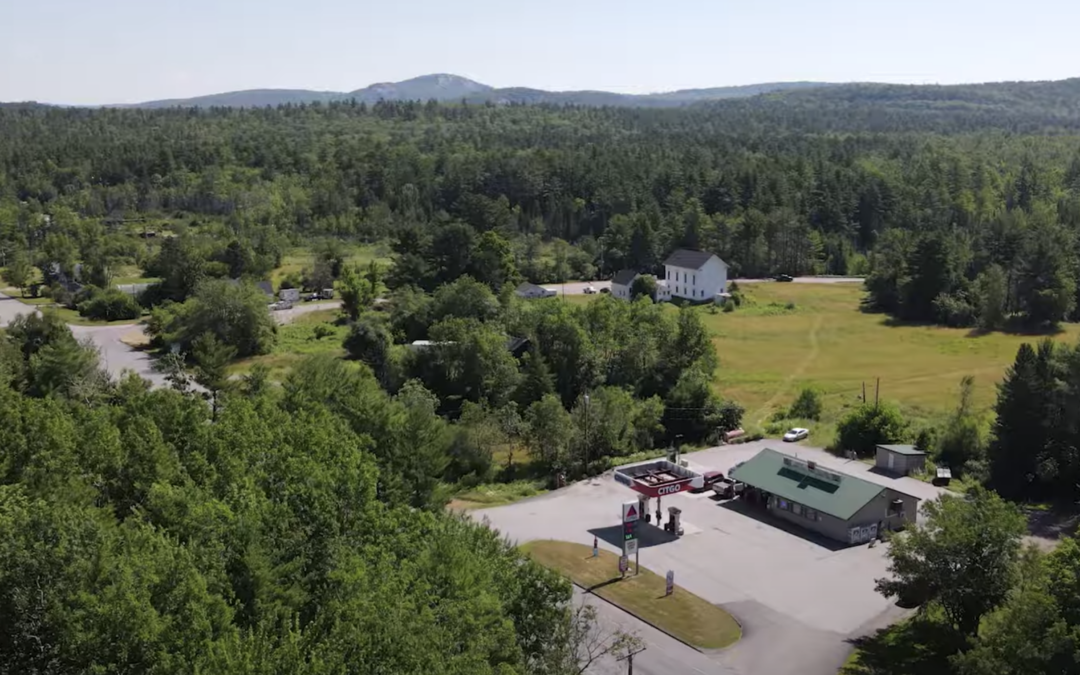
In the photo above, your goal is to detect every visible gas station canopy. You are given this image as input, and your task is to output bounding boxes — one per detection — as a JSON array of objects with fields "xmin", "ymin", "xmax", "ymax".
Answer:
[{"xmin": 614, "ymin": 459, "xmax": 704, "ymax": 498}]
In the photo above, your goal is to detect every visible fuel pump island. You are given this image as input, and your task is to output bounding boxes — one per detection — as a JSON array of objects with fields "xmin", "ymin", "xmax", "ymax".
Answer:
[{"xmin": 613, "ymin": 459, "xmax": 704, "ymax": 573}]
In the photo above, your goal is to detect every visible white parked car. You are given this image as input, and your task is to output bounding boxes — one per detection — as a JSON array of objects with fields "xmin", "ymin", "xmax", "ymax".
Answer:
[
  {"xmin": 583, "ymin": 285, "xmax": 597, "ymax": 294},
  {"xmin": 783, "ymin": 427, "xmax": 809, "ymax": 442}
]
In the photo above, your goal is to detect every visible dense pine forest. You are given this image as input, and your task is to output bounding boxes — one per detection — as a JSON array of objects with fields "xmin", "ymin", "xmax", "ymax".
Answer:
[{"xmin": 5, "ymin": 82, "xmax": 1080, "ymax": 310}]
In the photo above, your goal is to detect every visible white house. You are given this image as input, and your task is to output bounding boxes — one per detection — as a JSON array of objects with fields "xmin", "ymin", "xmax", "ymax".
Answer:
[
  {"xmin": 662, "ymin": 249, "xmax": 729, "ymax": 302},
  {"xmin": 610, "ymin": 269, "xmax": 639, "ymax": 300},
  {"xmin": 515, "ymin": 282, "xmax": 557, "ymax": 299}
]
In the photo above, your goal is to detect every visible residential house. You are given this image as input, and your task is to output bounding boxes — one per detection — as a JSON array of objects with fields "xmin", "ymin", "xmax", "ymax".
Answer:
[
  {"xmin": 515, "ymin": 282, "xmax": 557, "ymax": 299},
  {"xmin": 610, "ymin": 269, "xmax": 639, "ymax": 300},
  {"xmin": 662, "ymin": 249, "xmax": 728, "ymax": 303}
]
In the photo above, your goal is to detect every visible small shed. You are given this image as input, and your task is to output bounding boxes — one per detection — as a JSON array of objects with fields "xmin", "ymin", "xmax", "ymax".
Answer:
[{"xmin": 875, "ymin": 445, "xmax": 926, "ymax": 476}]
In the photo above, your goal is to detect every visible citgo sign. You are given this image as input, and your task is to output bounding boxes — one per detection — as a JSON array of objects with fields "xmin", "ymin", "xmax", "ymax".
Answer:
[{"xmin": 657, "ymin": 484, "xmax": 683, "ymax": 496}]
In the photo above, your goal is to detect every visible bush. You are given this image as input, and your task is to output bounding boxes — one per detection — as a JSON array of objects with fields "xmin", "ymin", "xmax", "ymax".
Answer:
[
  {"xmin": 789, "ymin": 386, "xmax": 823, "ymax": 420},
  {"xmin": 765, "ymin": 421, "xmax": 787, "ymax": 436},
  {"xmin": 722, "ymin": 301, "xmax": 735, "ymax": 313},
  {"xmin": 312, "ymin": 324, "xmax": 335, "ymax": 340},
  {"xmin": 934, "ymin": 292, "xmax": 977, "ymax": 328},
  {"xmin": 77, "ymin": 288, "xmax": 143, "ymax": 321},
  {"xmin": 836, "ymin": 402, "xmax": 907, "ymax": 456}
]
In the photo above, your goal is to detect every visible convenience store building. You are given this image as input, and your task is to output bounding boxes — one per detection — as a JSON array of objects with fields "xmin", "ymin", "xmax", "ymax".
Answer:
[{"xmin": 729, "ymin": 448, "xmax": 920, "ymax": 545}]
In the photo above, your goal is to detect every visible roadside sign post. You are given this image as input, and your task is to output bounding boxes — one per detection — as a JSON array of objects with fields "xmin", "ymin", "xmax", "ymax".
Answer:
[
  {"xmin": 593, "ymin": 536, "xmax": 598, "ymax": 558},
  {"xmin": 621, "ymin": 501, "xmax": 640, "ymax": 576},
  {"xmin": 665, "ymin": 570, "xmax": 674, "ymax": 596},
  {"xmin": 619, "ymin": 555, "xmax": 629, "ymax": 577}
]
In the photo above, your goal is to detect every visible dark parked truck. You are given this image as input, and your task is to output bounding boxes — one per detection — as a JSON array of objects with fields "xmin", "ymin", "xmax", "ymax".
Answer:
[{"xmin": 712, "ymin": 477, "xmax": 745, "ymax": 499}]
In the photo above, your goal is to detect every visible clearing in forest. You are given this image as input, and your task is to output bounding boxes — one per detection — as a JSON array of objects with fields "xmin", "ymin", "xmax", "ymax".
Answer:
[{"xmin": 706, "ymin": 283, "xmax": 1080, "ymax": 430}]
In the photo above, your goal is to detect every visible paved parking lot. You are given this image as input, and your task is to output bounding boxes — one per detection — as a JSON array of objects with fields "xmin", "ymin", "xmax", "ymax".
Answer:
[{"xmin": 479, "ymin": 440, "xmax": 946, "ymax": 675}]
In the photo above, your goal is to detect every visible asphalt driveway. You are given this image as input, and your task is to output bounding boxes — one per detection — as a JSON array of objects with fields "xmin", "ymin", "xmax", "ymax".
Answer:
[{"xmin": 477, "ymin": 440, "xmax": 944, "ymax": 675}]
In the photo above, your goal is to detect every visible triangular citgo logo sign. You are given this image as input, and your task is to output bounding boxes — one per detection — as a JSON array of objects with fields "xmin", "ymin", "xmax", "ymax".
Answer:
[{"xmin": 626, "ymin": 505, "xmax": 637, "ymax": 519}]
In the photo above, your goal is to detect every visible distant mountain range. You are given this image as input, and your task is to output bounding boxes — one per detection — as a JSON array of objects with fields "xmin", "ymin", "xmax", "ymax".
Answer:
[{"xmin": 107, "ymin": 74, "xmax": 835, "ymax": 109}]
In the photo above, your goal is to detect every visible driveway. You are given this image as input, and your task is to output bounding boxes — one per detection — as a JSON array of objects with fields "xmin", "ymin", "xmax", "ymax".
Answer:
[
  {"xmin": 271, "ymin": 299, "xmax": 342, "ymax": 325},
  {"xmin": 0, "ymin": 292, "xmax": 40, "ymax": 325},
  {"xmin": 547, "ymin": 280, "xmax": 611, "ymax": 296},
  {"xmin": 69, "ymin": 323, "xmax": 168, "ymax": 387},
  {"xmin": 0, "ymin": 291, "xmax": 340, "ymax": 387},
  {"xmin": 477, "ymin": 440, "xmax": 947, "ymax": 675}
]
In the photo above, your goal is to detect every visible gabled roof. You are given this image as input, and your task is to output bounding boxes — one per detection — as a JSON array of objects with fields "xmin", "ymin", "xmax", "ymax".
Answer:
[
  {"xmin": 877, "ymin": 444, "xmax": 925, "ymax": 457},
  {"xmin": 515, "ymin": 282, "xmax": 546, "ymax": 293},
  {"xmin": 256, "ymin": 280, "xmax": 274, "ymax": 296},
  {"xmin": 729, "ymin": 448, "xmax": 889, "ymax": 520},
  {"xmin": 664, "ymin": 249, "xmax": 722, "ymax": 270},
  {"xmin": 612, "ymin": 269, "xmax": 639, "ymax": 286}
]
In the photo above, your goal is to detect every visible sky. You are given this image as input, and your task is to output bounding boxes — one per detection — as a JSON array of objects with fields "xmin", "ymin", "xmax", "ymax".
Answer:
[{"xmin": 3, "ymin": 0, "xmax": 1079, "ymax": 105}]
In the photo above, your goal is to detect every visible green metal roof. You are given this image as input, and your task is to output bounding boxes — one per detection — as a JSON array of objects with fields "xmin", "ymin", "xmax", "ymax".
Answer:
[
  {"xmin": 877, "ymin": 444, "xmax": 925, "ymax": 456},
  {"xmin": 729, "ymin": 448, "xmax": 885, "ymax": 520}
]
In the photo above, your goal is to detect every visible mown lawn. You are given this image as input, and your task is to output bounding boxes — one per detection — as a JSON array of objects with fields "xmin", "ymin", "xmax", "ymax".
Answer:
[
  {"xmin": 521, "ymin": 540, "xmax": 742, "ymax": 650},
  {"xmin": 228, "ymin": 308, "xmax": 348, "ymax": 380}
]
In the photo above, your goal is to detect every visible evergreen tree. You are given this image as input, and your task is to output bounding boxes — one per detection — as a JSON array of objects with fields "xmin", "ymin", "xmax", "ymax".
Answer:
[
  {"xmin": 514, "ymin": 344, "xmax": 555, "ymax": 408},
  {"xmin": 989, "ymin": 342, "xmax": 1055, "ymax": 500}
]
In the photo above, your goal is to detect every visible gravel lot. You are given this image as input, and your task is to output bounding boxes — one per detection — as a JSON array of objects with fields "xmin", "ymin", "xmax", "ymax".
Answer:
[{"xmin": 478, "ymin": 440, "xmax": 945, "ymax": 675}]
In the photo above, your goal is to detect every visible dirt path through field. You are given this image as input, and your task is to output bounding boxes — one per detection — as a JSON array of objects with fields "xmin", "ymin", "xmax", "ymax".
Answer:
[{"xmin": 752, "ymin": 314, "xmax": 823, "ymax": 424}]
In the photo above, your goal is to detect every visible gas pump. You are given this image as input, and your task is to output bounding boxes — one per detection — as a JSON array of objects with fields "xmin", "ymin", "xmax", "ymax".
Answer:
[
  {"xmin": 638, "ymin": 495, "xmax": 651, "ymax": 524},
  {"xmin": 665, "ymin": 506, "xmax": 684, "ymax": 537}
]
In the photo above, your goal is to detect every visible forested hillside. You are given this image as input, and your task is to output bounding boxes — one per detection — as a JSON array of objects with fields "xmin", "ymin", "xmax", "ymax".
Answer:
[{"xmin": 5, "ymin": 85, "xmax": 1080, "ymax": 290}]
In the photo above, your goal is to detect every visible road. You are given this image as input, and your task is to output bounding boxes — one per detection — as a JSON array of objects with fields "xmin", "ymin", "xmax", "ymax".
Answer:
[
  {"xmin": 732, "ymin": 276, "xmax": 863, "ymax": 285},
  {"xmin": 572, "ymin": 587, "xmax": 735, "ymax": 675},
  {"xmin": 546, "ymin": 277, "xmax": 862, "ymax": 296},
  {"xmin": 0, "ymin": 292, "xmax": 340, "ymax": 386}
]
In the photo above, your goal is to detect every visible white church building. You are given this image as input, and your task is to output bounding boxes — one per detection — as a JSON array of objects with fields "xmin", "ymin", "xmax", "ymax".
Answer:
[{"xmin": 657, "ymin": 249, "xmax": 729, "ymax": 302}]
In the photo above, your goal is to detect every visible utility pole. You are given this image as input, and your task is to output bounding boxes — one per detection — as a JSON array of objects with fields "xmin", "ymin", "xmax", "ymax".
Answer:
[
  {"xmin": 875, "ymin": 377, "xmax": 880, "ymax": 408},
  {"xmin": 617, "ymin": 646, "xmax": 647, "ymax": 675},
  {"xmin": 583, "ymin": 393, "xmax": 591, "ymax": 476}
]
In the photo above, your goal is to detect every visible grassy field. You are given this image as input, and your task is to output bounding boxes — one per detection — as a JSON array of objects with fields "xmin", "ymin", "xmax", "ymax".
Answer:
[
  {"xmin": 521, "ymin": 540, "xmax": 742, "ymax": 650},
  {"xmin": 707, "ymin": 283, "xmax": 1080, "ymax": 433},
  {"xmin": 270, "ymin": 243, "xmax": 392, "ymax": 288},
  {"xmin": 563, "ymin": 284, "xmax": 1080, "ymax": 438},
  {"xmin": 228, "ymin": 308, "xmax": 348, "ymax": 380}
]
